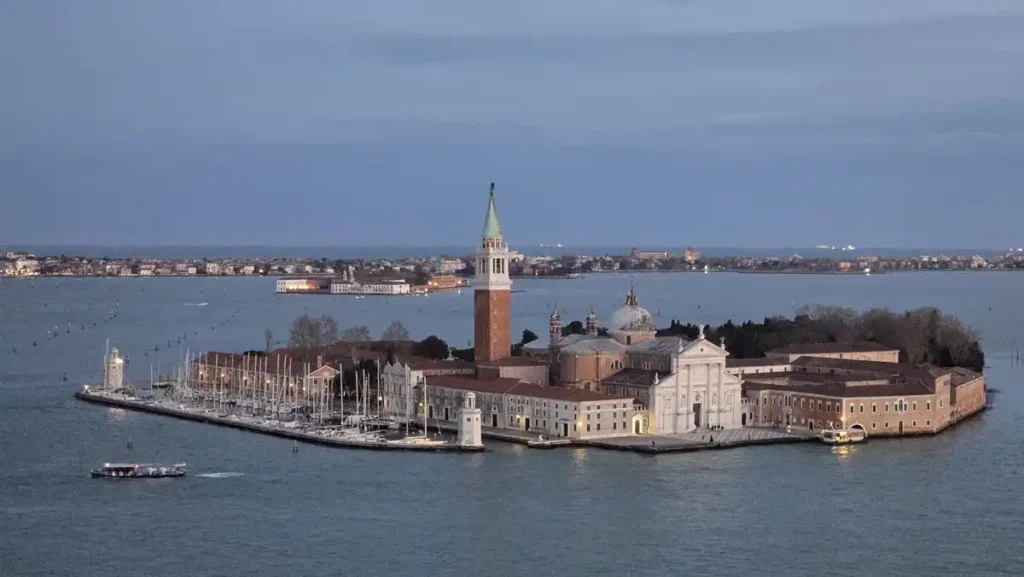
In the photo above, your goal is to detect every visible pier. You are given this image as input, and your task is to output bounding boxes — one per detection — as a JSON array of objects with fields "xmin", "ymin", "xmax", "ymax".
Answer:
[
  {"xmin": 74, "ymin": 388, "xmax": 483, "ymax": 453},
  {"xmin": 422, "ymin": 419, "xmax": 818, "ymax": 454}
]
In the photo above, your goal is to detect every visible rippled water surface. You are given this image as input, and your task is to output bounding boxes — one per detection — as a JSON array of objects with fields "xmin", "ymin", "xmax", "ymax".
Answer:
[{"xmin": 2, "ymin": 273, "xmax": 1023, "ymax": 576}]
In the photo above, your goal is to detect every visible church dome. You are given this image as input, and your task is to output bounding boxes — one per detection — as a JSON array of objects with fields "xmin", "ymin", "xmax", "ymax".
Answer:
[
  {"xmin": 609, "ymin": 286, "xmax": 655, "ymax": 333},
  {"xmin": 610, "ymin": 305, "xmax": 655, "ymax": 332}
]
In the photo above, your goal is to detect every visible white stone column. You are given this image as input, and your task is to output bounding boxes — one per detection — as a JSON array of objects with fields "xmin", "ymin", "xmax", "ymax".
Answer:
[
  {"xmin": 674, "ymin": 370, "xmax": 681, "ymax": 434},
  {"xmin": 718, "ymin": 361, "xmax": 725, "ymax": 428},
  {"xmin": 705, "ymin": 363, "xmax": 711, "ymax": 428},
  {"xmin": 686, "ymin": 363, "xmax": 693, "ymax": 432}
]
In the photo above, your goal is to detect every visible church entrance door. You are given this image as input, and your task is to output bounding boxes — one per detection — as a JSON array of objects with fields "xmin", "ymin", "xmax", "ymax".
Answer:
[
  {"xmin": 693, "ymin": 403, "xmax": 702, "ymax": 428},
  {"xmin": 634, "ymin": 420, "xmax": 641, "ymax": 435},
  {"xmin": 563, "ymin": 423, "xmax": 568, "ymax": 437},
  {"xmin": 741, "ymin": 413, "xmax": 747, "ymax": 426},
  {"xmin": 492, "ymin": 414, "xmax": 498, "ymax": 427},
  {"xmin": 524, "ymin": 418, "xmax": 531, "ymax": 431}
]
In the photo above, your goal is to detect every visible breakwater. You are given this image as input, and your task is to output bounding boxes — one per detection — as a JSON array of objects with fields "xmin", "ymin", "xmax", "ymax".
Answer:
[{"xmin": 74, "ymin": 389, "xmax": 484, "ymax": 453}]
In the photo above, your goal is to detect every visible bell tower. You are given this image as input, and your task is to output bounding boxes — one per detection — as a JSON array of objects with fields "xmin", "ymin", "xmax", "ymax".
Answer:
[
  {"xmin": 585, "ymin": 307, "xmax": 598, "ymax": 336},
  {"xmin": 549, "ymin": 309, "xmax": 562, "ymax": 348},
  {"xmin": 473, "ymin": 182, "xmax": 512, "ymax": 362}
]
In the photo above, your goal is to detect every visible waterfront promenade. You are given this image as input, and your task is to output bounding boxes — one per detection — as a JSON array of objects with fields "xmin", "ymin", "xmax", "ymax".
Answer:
[{"xmin": 77, "ymin": 386, "xmax": 820, "ymax": 455}]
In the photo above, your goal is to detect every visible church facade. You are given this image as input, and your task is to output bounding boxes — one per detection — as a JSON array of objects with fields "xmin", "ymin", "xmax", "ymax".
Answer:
[{"xmin": 523, "ymin": 288, "xmax": 744, "ymax": 435}]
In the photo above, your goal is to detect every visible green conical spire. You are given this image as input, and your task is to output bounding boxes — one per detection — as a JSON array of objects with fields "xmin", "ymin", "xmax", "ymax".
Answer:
[{"xmin": 482, "ymin": 182, "xmax": 502, "ymax": 238}]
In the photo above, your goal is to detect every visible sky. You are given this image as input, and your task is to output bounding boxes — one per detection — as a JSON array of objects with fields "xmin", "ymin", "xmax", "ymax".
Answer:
[{"xmin": 2, "ymin": 1, "xmax": 1023, "ymax": 249}]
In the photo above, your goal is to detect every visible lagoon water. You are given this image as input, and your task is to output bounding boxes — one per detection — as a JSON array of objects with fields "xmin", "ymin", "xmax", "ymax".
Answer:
[{"xmin": 2, "ymin": 272, "xmax": 1024, "ymax": 576}]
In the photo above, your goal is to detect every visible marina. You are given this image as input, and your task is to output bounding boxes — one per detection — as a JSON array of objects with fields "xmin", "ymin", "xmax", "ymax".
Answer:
[
  {"xmin": 75, "ymin": 387, "xmax": 482, "ymax": 453},
  {"xmin": 74, "ymin": 345, "xmax": 484, "ymax": 453}
]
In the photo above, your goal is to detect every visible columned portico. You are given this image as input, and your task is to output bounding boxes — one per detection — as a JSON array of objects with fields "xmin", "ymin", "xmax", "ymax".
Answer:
[{"xmin": 643, "ymin": 326, "xmax": 743, "ymax": 435}]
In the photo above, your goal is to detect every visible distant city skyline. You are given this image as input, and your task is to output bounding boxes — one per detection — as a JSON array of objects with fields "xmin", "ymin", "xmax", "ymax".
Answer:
[{"xmin": 2, "ymin": 1, "xmax": 1023, "ymax": 247}]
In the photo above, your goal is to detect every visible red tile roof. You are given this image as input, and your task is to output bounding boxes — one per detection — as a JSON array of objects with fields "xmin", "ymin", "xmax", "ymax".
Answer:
[
  {"xmin": 599, "ymin": 368, "xmax": 661, "ymax": 386},
  {"xmin": 791, "ymin": 356, "xmax": 951, "ymax": 380},
  {"xmin": 404, "ymin": 358, "xmax": 477, "ymax": 373},
  {"xmin": 743, "ymin": 378, "xmax": 934, "ymax": 398},
  {"xmin": 726, "ymin": 358, "xmax": 791, "ymax": 367},
  {"xmin": 476, "ymin": 356, "xmax": 549, "ymax": 367},
  {"xmin": 426, "ymin": 376, "xmax": 631, "ymax": 402},
  {"xmin": 768, "ymin": 341, "xmax": 899, "ymax": 355}
]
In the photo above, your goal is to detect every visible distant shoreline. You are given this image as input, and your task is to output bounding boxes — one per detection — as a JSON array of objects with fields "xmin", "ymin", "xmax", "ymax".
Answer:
[{"xmin": 8, "ymin": 268, "xmax": 1024, "ymax": 281}]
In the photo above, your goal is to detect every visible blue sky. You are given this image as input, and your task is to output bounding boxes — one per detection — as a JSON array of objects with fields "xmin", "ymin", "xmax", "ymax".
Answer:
[{"xmin": 2, "ymin": 1, "xmax": 1023, "ymax": 248}]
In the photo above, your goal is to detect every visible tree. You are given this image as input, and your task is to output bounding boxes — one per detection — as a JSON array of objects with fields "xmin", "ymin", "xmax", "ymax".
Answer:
[
  {"xmin": 561, "ymin": 320, "xmax": 585, "ymax": 336},
  {"xmin": 287, "ymin": 314, "xmax": 339, "ymax": 349},
  {"xmin": 320, "ymin": 315, "xmax": 339, "ymax": 344},
  {"xmin": 288, "ymin": 314, "xmax": 319, "ymax": 349},
  {"xmin": 417, "ymin": 335, "xmax": 450, "ymax": 360},
  {"xmin": 381, "ymin": 320, "xmax": 411, "ymax": 341},
  {"xmin": 264, "ymin": 328, "xmax": 274, "ymax": 351},
  {"xmin": 340, "ymin": 325, "xmax": 372, "ymax": 342},
  {"xmin": 520, "ymin": 329, "xmax": 539, "ymax": 346},
  {"xmin": 654, "ymin": 304, "xmax": 983, "ymax": 371}
]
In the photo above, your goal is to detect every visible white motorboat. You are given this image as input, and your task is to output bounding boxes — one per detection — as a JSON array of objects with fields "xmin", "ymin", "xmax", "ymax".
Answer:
[{"xmin": 817, "ymin": 428, "xmax": 866, "ymax": 445}]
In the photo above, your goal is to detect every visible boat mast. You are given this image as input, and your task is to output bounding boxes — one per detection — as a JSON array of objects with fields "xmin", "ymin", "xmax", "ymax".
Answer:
[{"xmin": 103, "ymin": 338, "xmax": 110, "ymax": 390}]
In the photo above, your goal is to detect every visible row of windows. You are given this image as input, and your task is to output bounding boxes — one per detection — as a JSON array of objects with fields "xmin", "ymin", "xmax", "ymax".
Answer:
[
  {"xmin": 585, "ymin": 411, "xmax": 625, "ymax": 421},
  {"xmin": 583, "ymin": 403, "xmax": 626, "ymax": 411},
  {"xmin": 870, "ymin": 401, "xmax": 917, "ymax": 413},
  {"xmin": 585, "ymin": 422, "xmax": 628, "ymax": 432},
  {"xmin": 749, "ymin": 414, "xmax": 933, "ymax": 430},
  {"xmin": 758, "ymin": 394, "xmax": 937, "ymax": 415}
]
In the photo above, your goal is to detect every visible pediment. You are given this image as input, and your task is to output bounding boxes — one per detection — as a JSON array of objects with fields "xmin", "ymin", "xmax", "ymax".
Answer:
[
  {"xmin": 309, "ymin": 365, "xmax": 340, "ymax": 378},
  {"xmin": 679, "ymin": 338, "xmax": 727, "ymax": 358}
]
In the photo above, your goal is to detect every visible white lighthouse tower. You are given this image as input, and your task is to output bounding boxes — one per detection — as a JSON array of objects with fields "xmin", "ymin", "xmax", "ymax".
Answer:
[
  {"xmin": 458, "ymin": 392, "xmax": 483, "ymax": 447},
  {"xmin": 105, "ymin": 347, "xmax": 124, "ymax": 390}
]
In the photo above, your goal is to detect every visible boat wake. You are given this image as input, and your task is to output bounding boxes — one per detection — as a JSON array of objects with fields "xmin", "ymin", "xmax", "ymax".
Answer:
[
  {"xmin": 183, "ymin": 302, "xmax": 210, "ymax": 307},
  {"xmin": 196, "ymin": 472, "xmax": 244, "ymax": 479}
]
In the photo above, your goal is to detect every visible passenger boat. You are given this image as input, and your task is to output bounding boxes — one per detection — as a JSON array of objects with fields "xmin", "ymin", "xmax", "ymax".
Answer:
[
  {"xmin": 817, "ymin": 429, "xmax": 866, "ymax": 445},
  {"xmin": 90, "ymin": 463, "xmax": 187, "ymax": 478}
]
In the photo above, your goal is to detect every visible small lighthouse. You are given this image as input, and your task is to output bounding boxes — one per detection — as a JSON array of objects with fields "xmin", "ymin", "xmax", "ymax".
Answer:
[
  {"xmin": 458, "ymin": 392, "xmax": 483, "ymax": 448},
  {"xmin": 106, "ymin": 347, "xmax": 124, "ymax": 390}
]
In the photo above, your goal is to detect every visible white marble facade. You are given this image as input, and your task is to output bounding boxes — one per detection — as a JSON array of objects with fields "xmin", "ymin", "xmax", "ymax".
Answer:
[{"xmin": 646, "ymin": 331, "xmax": 743, "ymax": 434}]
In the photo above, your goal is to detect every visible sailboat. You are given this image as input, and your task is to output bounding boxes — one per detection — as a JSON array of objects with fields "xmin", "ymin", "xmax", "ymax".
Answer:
[{"xmin": 388, "ymin": 378, "xmax": 446, "ymax": 447}]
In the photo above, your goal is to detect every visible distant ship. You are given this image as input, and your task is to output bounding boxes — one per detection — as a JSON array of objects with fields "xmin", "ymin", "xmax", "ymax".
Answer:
[{"xmin": 91, "ymin": 463, "xmax": 186, "ymax": 479}]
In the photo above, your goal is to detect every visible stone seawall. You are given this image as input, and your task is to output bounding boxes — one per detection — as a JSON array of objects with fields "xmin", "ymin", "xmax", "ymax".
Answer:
[{"xmin": 74, "ymin": 390, "xmax": 483, "ymax": 453}]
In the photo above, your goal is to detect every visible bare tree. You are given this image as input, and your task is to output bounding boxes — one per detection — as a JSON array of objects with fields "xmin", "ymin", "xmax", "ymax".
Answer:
[
  {"xmin": 381, "ymin": 320, "xmax": 410, "ymax": 341},
  {"xmin": 288, "ymin": 314, "xmax": 339, "ymax": 349},
  {"xmin": 289, "ymin": 314, "xmax": 318, "ymax": 349},
  {"xmin": 320, "ymin": 315, "xmax": 339, "ymax": 344},
  {"xmin": 340, "ymin": 325, "xmax": 372, "ymax": 342}
]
